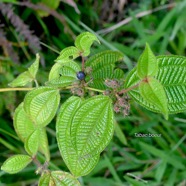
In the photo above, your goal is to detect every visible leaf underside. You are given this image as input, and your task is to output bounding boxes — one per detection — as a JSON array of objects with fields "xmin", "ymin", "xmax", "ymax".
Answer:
[{"xmin": 125, "ymin": 55, "xmax": 186, "ymax": 114}]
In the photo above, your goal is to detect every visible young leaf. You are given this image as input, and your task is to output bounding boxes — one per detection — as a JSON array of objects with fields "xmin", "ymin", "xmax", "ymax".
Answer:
[
  {"xmin": 8, "ymin": 71, "xmax": 33, "ymax": 87},
  {"xmin": 125, "ymin": 55, "xmax": 186, "ymax": 114},
  {"xmin": 56, "ymin": 96, "xmax": 100, "ymax": 176},
  {"xmin": 24, "ymin": 129, "xmax": 40, "ymax": 156},
  {"xmin": 139, "ymin": 77, "xmax": 168, "ymax": 119},
  {"xmin": 13, "ymin": 102, "xmax": 35, "ymax": 142},
  {"xmin": 85, "ymin": 51, "xmax": 124, "ymax": 89},
  {"xmin": 28, "ymin": 53, "xmax": 40, "ymax": 78},
  {"xmin": 1, "ymin": 155, "xmax": 32, "ymax": 174},
  {"xmin": 55, "ymin": 46, "xmax": 80, "ymax": 63},
  {"xmin": 9, "ymin": 54, "xmax": 40, "ymax": 87},
  {"xmin": 51, "ymin": 171, "xmax": 81, "ymax": 186},
  {"xmin": 75, "ymin": 32, "xmax": 100, "ymax": 56},
  {"xmin": 38, "ymin": 172, "xmax": 53, "ymax": 186},
  {"xmin": 137, "ymin": 43, "xmax": 158, "ymax": 79},
  {"xmin": 24, "ymin": 87, "xmax": 60, "ymax": 127}
]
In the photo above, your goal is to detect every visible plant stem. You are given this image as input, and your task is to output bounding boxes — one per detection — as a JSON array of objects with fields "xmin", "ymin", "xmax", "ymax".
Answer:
[
  {"xmin": 118, "ymin": 82, "xmax": 140, "ymax": 94},
  {"xmin": 81, "ymin": 55, "xmax": 85, "ymax": 72},
  {"xmin": 85, "ymin": 87, "xmax": 105, "ymax": 93},
  {"xmin": 0, "ymin": 87, "xmax": 33, "ymax": 92}
]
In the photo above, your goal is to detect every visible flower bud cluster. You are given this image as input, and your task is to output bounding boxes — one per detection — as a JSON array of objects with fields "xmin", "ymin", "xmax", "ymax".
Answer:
[{"xmin": 104, "ymin": 79, "xmax": 120, "ymax": 89}]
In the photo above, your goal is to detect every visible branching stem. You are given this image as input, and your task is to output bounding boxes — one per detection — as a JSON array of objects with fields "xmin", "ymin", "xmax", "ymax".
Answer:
[{"xmin": 118, "ymin": 82, "xmax": 140, "ymax": 95}]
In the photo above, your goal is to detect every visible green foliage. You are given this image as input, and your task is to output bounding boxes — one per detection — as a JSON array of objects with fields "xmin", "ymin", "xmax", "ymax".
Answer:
[
  {"xmin": 75, "ymin": 32, "xmax": 100, "ymax": 56},
  {"xmin": 56, "ymin": 96, "xmax": 114, "ymax": 176},
  {"xmin": 137, "ymin": 43, "xmax": 158, "ymax": 79},
  {"xmin": 0, "ymin": 27, "xmax": 186, "ymax": 186},
  {"xmin": 23, "ymin": 87, "xmax": 60, "ymax": 127},
  {"xmin": 8, "ymin": 54, "xmax": 40, "ymax": 87},
  {"xmin": 39, "ymin": 171, "xmax": 81, "ymax": 186},
  {"xmin": 139, "ymin": 77, "xmax": 168, "ymax": 119},
  {"xmin": 1, "ymin": 155, "xmax": 32, "ymax": 174},
  {"xmin": 125, "ymin": 55, "xmax": 186, "ymax": 114}
]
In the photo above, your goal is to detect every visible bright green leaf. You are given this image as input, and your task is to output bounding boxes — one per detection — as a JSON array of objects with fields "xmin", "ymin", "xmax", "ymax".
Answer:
[
  {"xmin": 51, "ymin": 171, "xmax": 81, "ymax": 185},
  {"xmin": 85, "ymin": 50, "xmax": 124, "ymax": 89},
  {"xmin": 55, "ymin": 46, "xmax": 80, "ymax": 63},
  {"xmin": 137, "ymin": 43, "xmax": 158, "ymax": 79},
  {"xmin": 75, "ymin": 32, "xmax": 100, "ymax": 56},
  {"xmin": 56, "ymin": 96, "xmax": 114, "ymax": 177},
  {"xmin": 24, "ymin": 129, "xmax": 40, "ymax": 156},
  {"xmin": 56, "ymin": 96, "xmax": 100, "ymax": 177},
  {"xmin": 1, "ymin": 154, "xmax": 32, "ymax": 174},
  {"xmin": 28, "ymin": 53, "xmax": 40, "ymax": 78},
  {"xmin": 13, "ymin": 103, "xmax": 35, "ymax": 142},
  {"xmin": 38, "ymin": 129, "xmax": 50, "ymax": 161},
  {"xmin": 38, "ymin": 172, "xmax": 53, "ymax": 186},
  {"xmin": 24, "ymin": 87, "xmax": 60, "ymax": 127},
  {"xmin": 139, "ymin": 77, "xmax": 168, "ymax": 119},
  {"xmin": 125, "ymin": 55, "xmax": 186, "ymax": 114},
  {"xmin": 8, "ymin": 71, "xmax": 33, "ymax": 87},
  {"xmin": 8, "ymin": 54, "xmax": 40, "ymax": 87}
]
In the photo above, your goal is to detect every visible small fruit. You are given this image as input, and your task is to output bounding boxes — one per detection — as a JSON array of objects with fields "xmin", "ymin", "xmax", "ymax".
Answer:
[{"xmin": 77, "ymin": 71, "xmax": 86, "ymax": 80}]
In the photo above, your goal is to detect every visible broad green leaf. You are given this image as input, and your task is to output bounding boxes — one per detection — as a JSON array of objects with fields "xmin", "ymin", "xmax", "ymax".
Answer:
[
  {"xmin": 38, "ymin": 129, "xmax": 50, "ymax": 161},
  {"xmin": 75, "ymin": 32, "xmax": 100, "ymax": 56},
  {"xmin": 57, "ymin": 96, "xmax": 114, "ymax": 176},
  {"xmin": 13, "ymin": 103, "xmax": 35, "ymax": 142},
  {"xmin": 24, "ymin": 87, "xmax": 60, "ymax": 127},
  {"xmin": 38, "ymin": 172, "xmax": 53, "ymax": 186},
  {"xmin": 137, "ymin": 43, "xmax": 158, "ymax": 79},
  {"xmin": 1, "ymin": 154, "xmax": 32, "ymax": 174},
  {"xmin": 8, "ymin": 71, "xmax": 33, "ymax": 87},
  {"xmin": 46, "ymin": 61, "xmax": 80, "ymax": 87},
  {"xmin": 85, "ymin": 51, "xmax": 124, "ymax": 89},
  {"xmin": 70, "ymin": 95, "xmax": 114, "ymax": 156},
  {"xmin": 55, "ymin": 46, "xmax": 80, "ymax": 63},
  {"xmin": 56, "ymin": 96, "xmax": 100, "ymax": 176},
  {"xmin": 8, "ymin": 54, "xmax": 40, "ymax": 87},
  {"xmin": 139, "ymin": 77, "xmax": 168, "ymax": 119},
  {"xmin": 125, "ymin": 55, "xmax": 186, "ymax": 114},
  {"xmin": 28, "ymin": 53, "xmax": 40, "ymax": 78},
  {"xmin": 51, "ymin": 171, "xmax": 81, "ymax": 185},
  {"xmin": 24, "ymin": 129, "xmax": 40, "ymax": 156}
]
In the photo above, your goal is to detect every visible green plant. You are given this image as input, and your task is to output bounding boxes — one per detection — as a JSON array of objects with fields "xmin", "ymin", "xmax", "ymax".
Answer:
[{"xmin": 0, "ymin": 32, "xmax": 186, "ymax": 185}]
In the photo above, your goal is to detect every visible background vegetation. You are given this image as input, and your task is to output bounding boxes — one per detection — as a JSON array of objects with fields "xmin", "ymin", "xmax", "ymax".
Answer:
[{"xmin": 0, "ymin": 0, "xmax": 186, "ymax": 185}]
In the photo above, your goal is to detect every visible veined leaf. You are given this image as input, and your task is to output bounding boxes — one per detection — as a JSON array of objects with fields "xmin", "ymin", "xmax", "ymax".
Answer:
[
  {"xmin": 24, "ymin": 129, "xmax": 40, "ymax": 156},
  {"xmin": 55, "ymin": 46, "xmax": 80, "ymax": 63},
  {"xmin": 8, "ymin": 71, "xmax": 33, "ymax": 87},
  {"xmin": 56, "ymin": 96, "xmax": 100, "ymax": 177},
  {"xmin": 51, "ymin": 171, "xmax": 81, "ymax": 185},
  {"xmin": 38, "ymin": 171, "xmax": 81, "ymax": 186},
  {"xmin": 9, "ymin": 54, "xmax": 40, "ymax": 87},
  {"xmin": 24, "ymin": 87, "xmax": 60, "ymax": 127},
  {"xmin": 139, "ymin": 77, "xmax": 168, "ymax": 119},
  {"xmin": 75, "ymin": 32, "xmax": 100, "ymax": 56},
  {"xmin": 39, "ymin": 128, "xmax": 50, "ymax": 161},
  {"xmin": 13, "ymin": 103, "xmax": 35, "ymax": 142},
  {"xmin": 38, "ymin": 172, "xmax": 51, "ymax": 186},
  {"xmin": 85, "ymin": 51, "xmax": 124, "ymax": 89},
  {"xmin": 70, "ymin": 95, "xmax": 114, "ymax": 157},
  {"xmin": 47, "ymin": 61, "xmax": 80, "ymax": 87},
  {"xmin": 137, "ymin": 43, "xmax": 158, "ymax": 79},
  {"xmin": 1, "ymin": 154, "xmax": 32, "ymax": 174},
  {"xmin": 28, "ymin": 53, "xmax": 40, "ymax": 78},
  {"xmin": 57, "ymin": 96, "xmax": 114, "ymax": 176},
  {"xmin": 125, "ymin": 55, "xmax": 186, "ymax": 114}
]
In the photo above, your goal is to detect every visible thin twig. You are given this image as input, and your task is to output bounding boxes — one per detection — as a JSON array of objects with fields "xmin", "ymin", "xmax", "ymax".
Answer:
[
  {"xmin": 0, "ymin": 87, "xmax": 33, "ymax": 92},
  {"xmin": 97, "ymin": 3, "xmax": 176, "ymax": 35},
  {"xmin": 118, "ymin": 82, "xmax": 140, "ymax": 95}
]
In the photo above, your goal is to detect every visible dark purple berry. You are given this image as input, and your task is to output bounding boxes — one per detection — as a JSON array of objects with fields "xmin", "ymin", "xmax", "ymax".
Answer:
[{"xmin": 77, "ymin": 71, "xmax": 86, "ymax": 80}]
